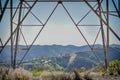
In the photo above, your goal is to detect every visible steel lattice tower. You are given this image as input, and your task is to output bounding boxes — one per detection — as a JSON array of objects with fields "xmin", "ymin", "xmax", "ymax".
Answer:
[{"xmin": 0, "ymin": 0, "xmax": 120, "ymax": 70}]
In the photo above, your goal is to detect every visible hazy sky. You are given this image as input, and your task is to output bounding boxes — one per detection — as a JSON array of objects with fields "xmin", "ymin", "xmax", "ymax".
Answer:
[{"xmin": 0, "ymin": 0, "xmax": 120, "ymax": 46}]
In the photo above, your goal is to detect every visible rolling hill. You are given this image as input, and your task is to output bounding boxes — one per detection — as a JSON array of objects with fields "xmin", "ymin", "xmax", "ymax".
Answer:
[{"xmin": 0, "ymin": 44, "xmax": 120, "ymax": 70}]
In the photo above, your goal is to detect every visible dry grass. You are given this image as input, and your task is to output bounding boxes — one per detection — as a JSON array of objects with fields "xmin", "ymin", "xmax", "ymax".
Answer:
[
  {"xmin": 0, "ymin": 67, "xmax": 33, "ymax": 80},
  {"xmin": 1, "ymin": 67, "xmax": 119, "ymax": 80},
  {"xmin": 39, "ymin": 71, "xmax": 75, "ymax": 80}
]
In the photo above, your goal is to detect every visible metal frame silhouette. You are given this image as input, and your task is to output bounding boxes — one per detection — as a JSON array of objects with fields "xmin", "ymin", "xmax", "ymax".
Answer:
[{"xmin": 0, "ymin": 0, "xmax": 120, "ymax": 70}]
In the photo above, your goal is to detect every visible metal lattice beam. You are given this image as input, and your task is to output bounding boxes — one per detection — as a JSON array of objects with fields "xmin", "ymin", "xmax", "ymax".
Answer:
[
  {"xmin": 24, "ymin": 0, "xmax": 97, "ymax": 2},
  {"xmin": 0, "ymin": 0, "xmax": 120, "ymax": 70},
  {"xmin": 0, "ymin": 0, "xmax": 9, "ymax": 22},
  {"xmin": 0, "ymin": 38, "xmax": 3, "ymax": 47}
]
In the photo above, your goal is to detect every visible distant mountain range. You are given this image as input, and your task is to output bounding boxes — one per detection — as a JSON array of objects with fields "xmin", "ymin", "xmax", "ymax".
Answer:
[
  {"xmin": 0, "ymin": 44, "xmax": 120, "ymax": 70},
  {"xmin": 0, "ymin": 44, "xmax": 120, "ymax": 61}
]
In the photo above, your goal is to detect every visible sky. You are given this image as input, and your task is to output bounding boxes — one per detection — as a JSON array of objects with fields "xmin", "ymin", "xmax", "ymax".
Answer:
[{"xmin": 0, "ymin": 0, "xmax": 120, "ymax": 46}]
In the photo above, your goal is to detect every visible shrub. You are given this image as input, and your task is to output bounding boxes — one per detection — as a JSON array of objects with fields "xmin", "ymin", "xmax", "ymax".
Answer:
[
  {"xmin": 79, "ymin": 67, "xmax": 86, "ymax": 73},
  {"xmin": 31, "ymin": 65, "xmax": 43, "ymax": 77},
  {"xmin": 101, "ymin": 71, "xmax": 105, "ymax": 76},
  {"xmin": 32, "ymin": 68, "xmax": 43, "ymax": 77},
  {"xmin": 109, "ymin": 59, "xmax": 120, "ymax": 75}
]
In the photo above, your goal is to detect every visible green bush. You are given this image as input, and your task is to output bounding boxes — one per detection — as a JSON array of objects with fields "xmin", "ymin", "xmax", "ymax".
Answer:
[
  {"xmin": 79, "ymin": 67, "xmax": 86, "ymax": 73},
  {"xmin": 31, "ymin": 66, "xmax": 45, "ymax": 76},
  {"xmin": 108, "ymin": 71, "xmax": 114, "ymax": 75},
  {"xmin": 32, "ymin": 70, "xmax": 43, "ymax": 77},
  {"xmin": 90, "ymin": 62, "xmax": 105, "ymax": 73},
  {"xmin": 101, "ymin": 71, "xmax": 106, "ymax": 76},
  {"xmin": 109, "ymin": 59, "xmax": 120, "ymax": 75},
  {"xmin": 100, "ymin": 59, "xmax": 120, "ymax": 76}
]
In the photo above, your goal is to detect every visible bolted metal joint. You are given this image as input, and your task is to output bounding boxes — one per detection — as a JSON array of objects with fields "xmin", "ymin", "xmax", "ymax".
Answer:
[{"xmin": 57, "ymin": 0, "xmax": 62, "ymax": 4}]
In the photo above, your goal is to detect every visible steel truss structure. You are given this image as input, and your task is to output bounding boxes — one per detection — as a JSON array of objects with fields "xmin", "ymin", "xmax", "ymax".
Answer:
[{"xmin": 0, "ymin": 0, "xmax": 120, "ymax": 70}]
